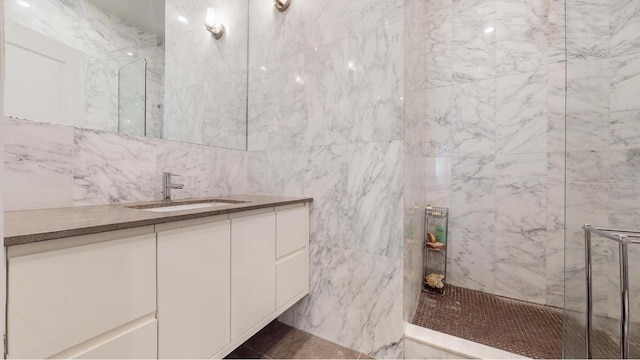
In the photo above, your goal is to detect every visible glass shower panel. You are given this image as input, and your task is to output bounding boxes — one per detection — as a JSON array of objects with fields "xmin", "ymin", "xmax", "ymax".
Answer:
[
  {"xmin": 563, "ymin": 0, "xmax": 640, "ymax": 357},
  {"xmin": 118, "ymin": 58, "xmax": 147, "ymax": 137}
]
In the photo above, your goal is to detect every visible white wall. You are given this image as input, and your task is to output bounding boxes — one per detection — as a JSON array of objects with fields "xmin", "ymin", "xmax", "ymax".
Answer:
[
  {"xmin": 245, "ymin": 1, "xmax": 405, "ymax": 357},
  {"xmin": 403, "ymin": 0, "xmax": 566, "ymax": 308},
  {"xmin": 163, "ymin": 0, "xmax": 247, "ymax": 149}
]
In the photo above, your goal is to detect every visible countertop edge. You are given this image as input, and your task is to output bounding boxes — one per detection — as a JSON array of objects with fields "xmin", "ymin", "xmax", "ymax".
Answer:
[{"xmin": 5, "ymin": 197, "xmax": 313, "ymax": 246}]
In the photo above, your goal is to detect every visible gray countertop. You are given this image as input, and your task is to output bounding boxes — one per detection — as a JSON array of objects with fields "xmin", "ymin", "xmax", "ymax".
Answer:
[{"xmin": 4, "ymin": 195, "xmax": 313, "ymax": 246}]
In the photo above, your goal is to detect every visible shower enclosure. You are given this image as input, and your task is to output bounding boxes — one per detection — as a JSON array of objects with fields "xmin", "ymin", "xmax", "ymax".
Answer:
[
  {"xmin": 402, "ymin": 0, "xmax": 640, "ymax": 357},
  {"xmin": 117, "ymin": 58, "xmax": 147, "ymax": 137},
  {"xmin": 563, "ymin": 0, "xmax": 640, "ymax": 357}
]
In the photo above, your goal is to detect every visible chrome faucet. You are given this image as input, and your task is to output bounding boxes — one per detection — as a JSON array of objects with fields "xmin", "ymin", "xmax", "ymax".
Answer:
[{"xmin": 162, "ymin": 172, "xmax": 184, "ymax": 201}]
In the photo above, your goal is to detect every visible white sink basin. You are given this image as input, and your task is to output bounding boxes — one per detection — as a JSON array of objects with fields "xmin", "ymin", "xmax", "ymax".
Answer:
[{"xmin": 142, "ymin": 202, "xmax": 231, "ymax": 212}]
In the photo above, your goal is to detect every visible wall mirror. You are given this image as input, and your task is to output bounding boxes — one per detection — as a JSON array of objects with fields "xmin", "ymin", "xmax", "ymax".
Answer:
[{"xmin": 3, "ymin": 0, "xmax": 248, "ymax": 150}]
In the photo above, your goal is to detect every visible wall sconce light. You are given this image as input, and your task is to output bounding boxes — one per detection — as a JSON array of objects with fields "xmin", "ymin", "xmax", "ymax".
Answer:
[
  {"xmin": 274, "ymin": 0, "xmax": 291, "ymax": 12},
  {"xmin": 204, "ymin": 8, "xmax": 224, "ymax": 39}
]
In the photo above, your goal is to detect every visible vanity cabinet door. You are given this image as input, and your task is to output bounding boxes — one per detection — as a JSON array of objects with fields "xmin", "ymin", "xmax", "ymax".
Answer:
[
  {"xmin": 157, "ymin": 219, "xmax": 231, "ymax": 359},
  {"xmin": 6, "ymin": 232, "xmax": 156, "ymax": 359},
  {"xmin": 230, "ymin": 211, "xmax": 276, "ymax": 340}
]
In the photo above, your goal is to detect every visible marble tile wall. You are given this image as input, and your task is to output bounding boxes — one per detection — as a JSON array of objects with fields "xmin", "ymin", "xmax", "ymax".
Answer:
[
  {"xmin": 2, "ymin": 117, "xmax": 247, "ymax": 210},
  {"xmin": 163, "ymin": 0, "xmax": 247, "ymax": 150},
  {"xmin": 245, "ymin": 0, "xmax": 405, "ymax": 357},
  {"xmin": 563, "ymin": 0, "xmax": 640, "ymax": 345},
  {"xmin": 5, "ymin": 0, "xmax": 164, "ymax": 135},
  {"xmin": 403, "ymin": 0, "xmax": 567, "ymax": 307}
]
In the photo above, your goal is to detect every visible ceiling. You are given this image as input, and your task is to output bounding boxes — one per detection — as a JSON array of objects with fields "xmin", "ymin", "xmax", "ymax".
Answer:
[{"xmin": 86, "ymin": 0, "xmax": 165, "ymax": 37}]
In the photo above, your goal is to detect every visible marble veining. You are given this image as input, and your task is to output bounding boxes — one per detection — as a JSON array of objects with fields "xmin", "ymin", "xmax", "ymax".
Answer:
[
  {"xmin": 406, "ymin": 0, "xmax": 567, "ymax": 308},
  {"xmin": 2, "ymin": 118, "xmax": 74, "ymax": 210}
]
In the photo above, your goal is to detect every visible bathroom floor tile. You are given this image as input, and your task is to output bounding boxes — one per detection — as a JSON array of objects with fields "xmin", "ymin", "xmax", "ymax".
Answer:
[{"xmin": 226, "ymin": 320, "xmax": 365, "ymax": 359}]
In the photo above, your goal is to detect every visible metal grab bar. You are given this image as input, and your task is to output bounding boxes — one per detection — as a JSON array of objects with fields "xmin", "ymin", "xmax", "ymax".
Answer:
[{"xmin": 583, "ymin": 224, "xmax": 633, "ymax": 359}]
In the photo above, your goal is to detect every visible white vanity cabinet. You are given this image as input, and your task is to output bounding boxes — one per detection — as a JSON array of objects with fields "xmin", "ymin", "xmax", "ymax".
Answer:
[
  {"xmin": 6, "ymin": 228, "xmax": 157, "ymax": 359},
  {"xmin": 157, "ymin": 216, "xmax": 231, "ymax": 359},
  {"xmin": 5, "ymin": 201, "xmax": 310, "ymax": 360}
]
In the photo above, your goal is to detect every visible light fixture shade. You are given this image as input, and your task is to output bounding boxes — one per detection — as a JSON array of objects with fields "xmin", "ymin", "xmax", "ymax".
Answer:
[
  {"xmin": 204, "ymin": 7, "xmax": 224, "ymax": 39},
  {"xmin": 205, "ymin": 8, "xmax": 216, "ymax": 27},
  {"xmin": 274, "ymin": 0, "xmax": 290, "ymax": 12}
]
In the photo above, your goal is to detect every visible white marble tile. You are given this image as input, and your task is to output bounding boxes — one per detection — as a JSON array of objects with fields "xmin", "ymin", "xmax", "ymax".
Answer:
[
  {"xmin": 547, "ymin": 152, "xmax": 565, "ymax": 234},
  {"xmin": 496, "ymin": 0, "xmax": 548, "ymax": 76},
  {"xmin": 496, "ymin": 153, "xmax": 547, "ymax": 182},
  {"xmin": 303, "ymin": 144, "xmax": 353, "ymax": 250},
  {"xmin": 610, "ymin": 53, "xmax": 640, "ymax": 112},
  {"xmin": 248, "ymin": 0, "xmax": 349, "ymax": 67},
  {"xmin": 496, "ymin": 71, "xmax": 548, "ymax": 154},
  {"xmin": 495, "ymin": 154, "xmax": 547, "ymax": 234},
  {"xmin": 344, "ymin": 21, "xmax": 404, "ymax": 144},
  {"xmin": 404, "ymin": 90, "xmax": 428, "ymax": 148},
  {"xmin": 72, "ymin": 128, "xmax": 159, "ymax": 205},
  {"xmin": 608, "ymin": 149, "xmax": 640, "ymax": 184},
  {"xmin": 608, "ymin": 182, "xmax": 640, "ymax": 228},
  {"xmin": 610, "ymin": 110, "xmax": 640, "ymax": 150},
  {"xmin": 405, "ymin": 156, "xmax": 428, "ymax": 208},
  {"xmin": 495, "ymin": 230, "xmax": 547, "ymax": 304},
  {"xmin": 566, "ymin": 60, "xmax": 611, "ymax": 151},
  {"xmin": 209, "ymin": 147, "xmax": 248, "ymax": 197},
  {"xmin": 202, "ymin": 71, "xmax": 248, "ymax": 150},
  {"xmin": 165, "ymin": 83, "xmax": 206, "ymax": 146},
  {"xmin": 347, "ymin": 141, "xmax": 404, "ymax": 259},
  {"xmin": 565, "ymin": 151, "xmax": 610, "ymax": 184},
  {"xmin": 404, "ymin": 0, "xmax": 430, "ymax": 92},
  {"xmin": 346, "ymin": 0, "xmax": 404, "ymax": 35},
  {"xmin": 450, "ymin": 155, "xmax": 496, "ymax": 231},
  {"xmin": 565, "ymin": 182, "xmax": 610, "ymax": 245},
  {"xmin": 156, "ymin": 141, "xmax": 211, "ymax": 200},
  {"xmin": 279, "ymin": 244, "xmax": 350, "ymax": 347},
  {"xmin": 404, "ymin": 207, "xmax": 425, "ymax": 322},
  {"xmin": 565, "ymin": 0, "xmax": 610, "ymax": 61},
  {"xmin": 546, "ymin": 230, "xmax": 565, "ymax": 307},
  {"xmin": 451, "ymin": 79, "xmax": 497, "ymax": 156},
  {"xmin": 425, "ymin": 86, "xmax": 456, "ymax": 156},
  {"xmin": 547, "ymin": 62, "xmax": 566, "ymax": 153},
  {"xmin": 248, "ymin": 53, "xmax": 308, "ymax": 151},
  {"xmin": 547, "ymin": 0, "xmax": 566, "ymax": 65},
  {"xmin": 164, "ymin": 0, "xmax": 207, "ymax": 89},
  {"xmin": 610, "ymin": 0, "xmax": 640, "ymax": 58},
  {"xmin": 201, "ymin": 0, "xmax": 249, "ymax": 81},
  {"xmin": 451, "ymin": 0, "xmax": 497, "ymax": 83},
  {"xmin": 2, "ymin": 118, "xmax": 74, "ymax": 210},
  {"xmin": 448, "ymin": 228, "xmax": 496, "ymax": 293},
  {"xmin": 424, "ymin": 0, "xmax": 455, "ymax": 88},
  {"xmin": 496, "ymin": 180, "xmax": 547, "ymax": 233},
  {"xmin": 347, "ymin": 251, "xmax": 403, "ymax": 358},
  {"xmin": 246, "ymin": 148, "xmax": 306, "ymax": 197}
]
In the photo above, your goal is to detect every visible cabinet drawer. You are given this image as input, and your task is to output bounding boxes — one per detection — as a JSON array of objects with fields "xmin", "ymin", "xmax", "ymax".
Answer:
[
  {"xmin": 75, "ymin": 319, "xmax": 157, "ymax": 359},
  {"xmin": 276, "ymin": 205, "xmax": 307, "ymax": 258},
  {"xmin": 7, "ymin": 233, "xmax": 156, "ymax": 359},
  {"xmin": 276, "ymin": 250, "xmax": 307, "ymax": 309},
  {"xmin": 231, "ymin": 212, "xmax": 276, "ymax": 340}
]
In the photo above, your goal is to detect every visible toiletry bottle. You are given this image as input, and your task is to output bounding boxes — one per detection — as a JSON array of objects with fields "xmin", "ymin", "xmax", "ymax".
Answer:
[{"xmin": 435, "ymin": 224, "xmax": 447, "ymax": 244}]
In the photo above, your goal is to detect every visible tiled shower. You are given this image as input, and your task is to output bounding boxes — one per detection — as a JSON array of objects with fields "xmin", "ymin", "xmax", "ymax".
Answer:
[{"xmin": 404, "ymin": 0, "xmax": 640, "ymax": 357}]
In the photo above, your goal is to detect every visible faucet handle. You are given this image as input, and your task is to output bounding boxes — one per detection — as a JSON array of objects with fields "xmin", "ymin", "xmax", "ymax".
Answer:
[{"xmin": 163, "ymin": 171, "xmax": 180, "ymax": 177}]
